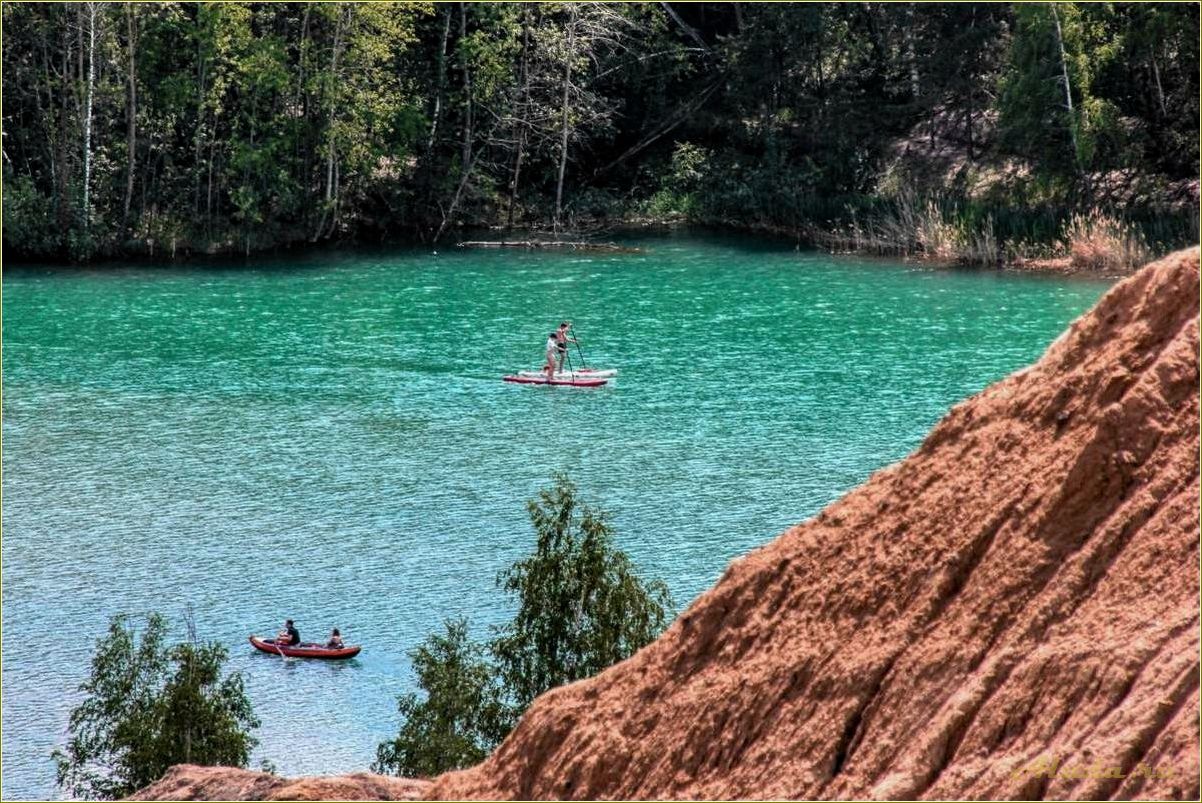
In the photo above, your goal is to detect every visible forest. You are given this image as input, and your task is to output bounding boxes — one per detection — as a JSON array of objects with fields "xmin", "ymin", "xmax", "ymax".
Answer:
[{"xmin": 2, "ymin": 2, "xmax": 1198, "ymax": 262}]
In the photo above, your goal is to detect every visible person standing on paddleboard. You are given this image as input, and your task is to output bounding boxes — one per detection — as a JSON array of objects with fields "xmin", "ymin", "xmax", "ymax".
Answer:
[
  {"xmin": 555, "ymin": 321, "xmax": 578, "ymax": 372},
  {"xmin": 544, "ymin": 331, "xmax": 560, "ymax": 379}
]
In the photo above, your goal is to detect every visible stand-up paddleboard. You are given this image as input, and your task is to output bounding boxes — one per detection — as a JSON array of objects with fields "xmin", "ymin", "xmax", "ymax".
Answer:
[
  {"xmin": 516, "ymin": 368, "xmax": 618, "ymax": 379},
  {"xmin": 503, "ymin": 374, "xmax": 608, "ymax": 387}
]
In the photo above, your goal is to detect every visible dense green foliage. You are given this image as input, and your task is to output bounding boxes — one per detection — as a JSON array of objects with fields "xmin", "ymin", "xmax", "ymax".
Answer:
[
  {"xmin": 3, "ymin": 2, "xmax": 1197, "ymax": 260},
  {"xmin": 374, "ymin": 474, "xmax": 672, "ymax": 778},
  {"xmin": 491, "ymin": 474, "xmax": 673, "ymax": 711},
  {"xmin": 52, "ymin": 613, "xmax": 259, "ymax": 800},
  {"xmin": 372, "ymin": 619, "xmax": 507, "ymax": 778}
]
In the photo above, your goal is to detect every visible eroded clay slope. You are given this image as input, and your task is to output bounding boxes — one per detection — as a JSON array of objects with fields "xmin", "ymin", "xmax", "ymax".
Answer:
[
  {"xmin": 428, "ymin": 248, "xmax": 1201, "ymax": 801},
  {"xmin": 127, "ymin": 765, "xmax": 430, "ymax": 801}
]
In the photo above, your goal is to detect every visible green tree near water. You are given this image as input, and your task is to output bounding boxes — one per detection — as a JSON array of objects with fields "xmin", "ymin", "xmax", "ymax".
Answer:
[
  {"xmin": 371, "ymin": 618, "xmax": 507, "ymax": 778},
  {"xmin": 492, "ymin": 474, "xmax": 672, "ymax": 712},
  {"xmin": 53, "ymin": 613, "xmax": 259, "ymax": 800},
  {"xmin": 373, "ymin": 473, "xmax": 672, "ymax": 778}
]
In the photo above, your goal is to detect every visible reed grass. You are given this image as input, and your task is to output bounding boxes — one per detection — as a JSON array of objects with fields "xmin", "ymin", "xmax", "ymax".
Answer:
[
  {"xmin": 1060, "ymin": 210, "xmax": 1151, "ymax": 272},
  {"xmin": 812, "ymin": 192, "xmax": 1002, "ymax": 266},
  {"xmin": 810, "ymin": 191, "xmax": 1194, "ymax": 271}
]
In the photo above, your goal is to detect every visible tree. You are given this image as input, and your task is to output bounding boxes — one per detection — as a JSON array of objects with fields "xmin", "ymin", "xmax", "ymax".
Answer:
[
  {"xmin": 309, "ymin": 2, "xmax": 427, "ymax": 241},
  {"xmin": 121, "ymin": 2, "xmax": 138, "ymax": 230},
  {"xmin": 80, "ymin": 1, "xmax": 101, "ymax": 230},
  {"xmin": 997, "ymin": 2, "xmax": 1126, "ymax": 182},
  {"xmin": 1104, "ymin": 3, "xmax": 1199, "ymax": 177},
  {"xmin": 372, "ymin": 618, "xmax": 506, "ymax": 778},
  {"xmin": 375, "ymin": 474, "xmax": 672, "ymax": 777},
  {"xmin": 537, "ymin": 3, "xmax": 634, "ymax": 232},
  {"xmin": 53, "ymin": 613, "xmax": 259, "ymax": 800},
  {"xmin": 430, "ymin": 2, "xmax": 522, "ymax": 242},
  {"xmin": 491, "ymin": 473, "xmax": 672, "ymax": 713}
]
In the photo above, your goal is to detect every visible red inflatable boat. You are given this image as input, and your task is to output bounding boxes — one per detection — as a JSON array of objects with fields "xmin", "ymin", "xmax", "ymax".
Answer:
[
  {"xmin": 249, "ymin": 635, "xmax": 361, "ymax": 660},
  {"xmin": 503, "ymin": 374, "xmax": 608, "ymax": 387}
]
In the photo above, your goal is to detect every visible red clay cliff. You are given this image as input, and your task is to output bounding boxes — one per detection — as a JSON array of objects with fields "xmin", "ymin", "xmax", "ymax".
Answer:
[{"xmin": 135, "ymin": 248, "xmax": 1201, "ymax": 801}]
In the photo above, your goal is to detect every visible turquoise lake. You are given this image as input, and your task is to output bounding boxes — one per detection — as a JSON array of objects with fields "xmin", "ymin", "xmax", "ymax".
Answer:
[{"xmin": 1, "ymin": 232, "xmax": 1111, "ymax": 799}]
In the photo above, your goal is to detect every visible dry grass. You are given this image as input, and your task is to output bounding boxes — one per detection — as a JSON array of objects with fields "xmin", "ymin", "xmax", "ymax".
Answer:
[
  {"xmin": 814, "ymin": 192, "xmax": 1000, "ymax": 266},
  {"xmin": 815, "ymin": 196, "xmax": 1169, "ymax": 273},
  {"xmin": 1060, "ymin": 210, "xmax": 1152, "ymax": 272}
]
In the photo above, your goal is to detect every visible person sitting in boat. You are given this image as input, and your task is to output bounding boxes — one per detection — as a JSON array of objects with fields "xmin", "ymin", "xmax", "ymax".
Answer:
[
  {"xmin": 326, "ymin": 628, "xmax": 344, "ymax": 649},
  {"xmin": 555, "ymin": 321, "xmax": 578, "ymax": 372},
  {"xmin": 277, "ymin": 619, "xmax": 300, "ymax": 646},
  {"xmin": 544, "ymin": 331, "xmax": 560, "ymax": 379}
]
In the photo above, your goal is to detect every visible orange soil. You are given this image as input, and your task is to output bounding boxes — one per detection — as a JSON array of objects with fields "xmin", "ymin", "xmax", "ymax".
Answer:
[{"xmin": 127, "ymin": 765, "xmax": 429, "ymax": 801}]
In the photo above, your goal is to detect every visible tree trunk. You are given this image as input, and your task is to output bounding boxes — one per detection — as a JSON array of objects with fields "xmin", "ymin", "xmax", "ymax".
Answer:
[
  {"xmin": 1151, "ymin": 47, "xmax": 1167, "ymax": 117},
  {"xmin": 38, "ymin": 25, "xmax": 59, "ymax": 211},
  {"xmin": 963, "ymin": 7, "xmax": 976, "ymax": 161},
  {"xmin": 1049, "ymin": 4, "xmax": 1080, "ymax": 168},
  {"xmin": 814, "ymin": 12, "xmax": 826, "ymax": 107},
  {"xmin": 458, "ymin": 3, "xmax": 473, "ymax": 176},
  {"xmin": 193, "ymin": 14, "xmax": 207, "ymax": 217},
  {"xmin": 427, "ymin": 7, "xmax": 452, "ymax": 156},
  {"xmin": 297, "ymin": 3, "xmax": 312, "ymax": 228},
  {"xmin": 325, "ymin": 155, "xmax": 342, "ymax": 239},
  {"xmin": 82, "ymin": 2, "xmax": 98, "ymax": 230},
  {"xmin": 964, "ymin": 97, "xmax": 974, "ymax": 161},
  {"xmin": 324, "ymin": 12, "xmax": 344, "ymax": 203},
  {"xmin": 508, "ymin": 126, "xmax": 526, "ymax": 228},
  {"xmin": 660, "ymin": 2, "xmax": 710, "ymax": 56},
  {"xmin": 432, "ymin": 144, "xmax": 481, "ymax": 244},
  {"xmin": 314, "ymin": 6, "xmax": 346, "ymax": 242},
  {"xmin": 554, "ymin": 11, "xmax": 576, "ymax": 234},
  {"xmin": 507, "ymin": 4, "xmax": 531, "ymax": 229},
  {"xmin": 594, "ymin": 80, "xmax": 720, "ymax": 176},
  {"xmin": 57, "ymin": 25, "xmax": 73, "ymax": 230},
  {"xmin": 206, "ymin": 137, "xmax": 215, "ymax": 232},
  {"xmin": 905, "ymin": 4, "xmax": 919, "ymax": 100},
  {"xmin": 122, "ymin": 2, "xmax": 137, "ymax": 230}
]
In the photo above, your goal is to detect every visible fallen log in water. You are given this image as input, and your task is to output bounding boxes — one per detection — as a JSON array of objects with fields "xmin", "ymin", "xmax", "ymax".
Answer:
[{"xmin": 456, "ymin": 240, "xmax": 640, "ymax": 253}]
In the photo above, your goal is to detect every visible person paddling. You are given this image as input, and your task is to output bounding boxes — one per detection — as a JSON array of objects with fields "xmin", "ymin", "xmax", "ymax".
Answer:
[
  {"xmin": 555, "ymin": 321, "xmax": 578, "ymax": 372},
  {"xmin": 326, "ymin": 628, "xmax": 344, "ymax": 649},
  {"xmin": 277, "ymin": 619, "xmax": 300, "ymax": 646}
]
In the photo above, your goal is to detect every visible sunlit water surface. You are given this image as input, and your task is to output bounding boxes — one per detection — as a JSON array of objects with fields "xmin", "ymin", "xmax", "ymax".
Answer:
[{"xmin": 2, "ymin": 233, "xmax": 1110, "ymax": 799}]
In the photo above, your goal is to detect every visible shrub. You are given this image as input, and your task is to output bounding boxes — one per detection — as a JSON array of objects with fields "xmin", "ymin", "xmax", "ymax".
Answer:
[
  {"xmin": 2, "ymin": 173, "xmax": 61, "ymax": 257},
  {"xmin": 375, "ymin": 474, "xmax": 673, "ymax": 777},
  {"xmin": 491, "ymin": 473, "xmax": 673, "ymax": 714},
  {"xmin": 372, "ymin": 619, "xmax": 506, "ymax": 778},
  {"xmin": 52, "ymin": 613, "xmax": 259, "ymax": 800}
]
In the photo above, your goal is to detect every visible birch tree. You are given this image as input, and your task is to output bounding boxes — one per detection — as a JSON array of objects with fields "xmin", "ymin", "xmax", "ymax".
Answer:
[
  {"xmin": 80, "ymin": 1, "xmax": 100, "ymax": 229},
  {"xmin": 121, "ymin": 2, "xmax": 137, "ymax": 229},
  {"xmin": 536, "ymin": 2, "xmax": 633, "ymax": 233}
]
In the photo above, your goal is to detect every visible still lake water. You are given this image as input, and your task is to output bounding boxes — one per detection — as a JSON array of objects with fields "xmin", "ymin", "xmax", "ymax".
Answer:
[{"xmin": 1, "ymin": 232, "xmax": 1109, "ymax": 799}]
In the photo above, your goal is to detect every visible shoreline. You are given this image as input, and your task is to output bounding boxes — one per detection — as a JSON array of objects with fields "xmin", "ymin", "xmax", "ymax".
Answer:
[{"xmin": 1, "ymin": 212, "xmax": 1179, "ymax": 279}]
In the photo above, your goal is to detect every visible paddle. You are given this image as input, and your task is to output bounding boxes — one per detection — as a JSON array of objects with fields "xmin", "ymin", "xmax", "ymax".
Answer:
[
  {"xmin": 569, "ymin": 326, "xmax": 588, "ymax": 369},
  {"xmin": 271, "ymin": 627, "xmax": 292, "ymax": 661}
]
